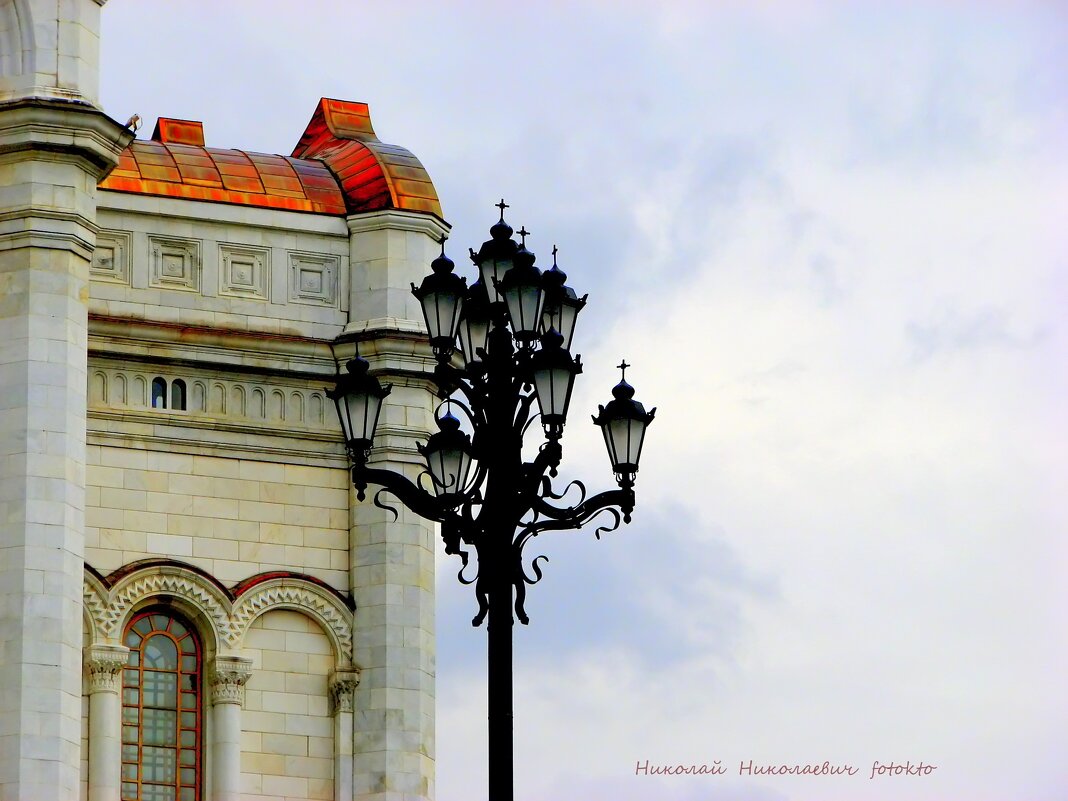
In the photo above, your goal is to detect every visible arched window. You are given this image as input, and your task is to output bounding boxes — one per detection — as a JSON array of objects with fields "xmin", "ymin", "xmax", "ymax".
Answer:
[
  {"xmin": 171, "ymin": 379, "xmax": 187, "ymax": 411},
  {"xmin": 151, "ymin": 378, "xmax": 168, "ymax": 409},
  {"xmin": 122, "ymin": 611, "xmax": 202, "ymax": 801}
]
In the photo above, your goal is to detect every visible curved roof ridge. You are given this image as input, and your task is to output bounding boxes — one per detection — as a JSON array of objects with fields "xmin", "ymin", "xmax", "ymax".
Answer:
[{"xmin": 291, "ymin": 97, "xmax": 442, "ymax": 218}]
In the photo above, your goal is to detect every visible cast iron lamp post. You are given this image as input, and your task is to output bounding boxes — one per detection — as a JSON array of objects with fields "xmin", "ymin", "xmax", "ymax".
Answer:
[{"xmin": 330, "ymin": 201, "xmax": 655, "ymax": 801}]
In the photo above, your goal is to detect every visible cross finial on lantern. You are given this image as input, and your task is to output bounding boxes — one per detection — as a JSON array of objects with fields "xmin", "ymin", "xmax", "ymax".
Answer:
[
  {"xmin": 552, "ymin": 244, "xmax": 559, "ymax": 265},
  {"xmin": 438, "ymin": 234, "xmax": 448, "ymax": 254},
  {"xmin": 617, "ymin": 360, "xmax": 630, "ymax": 380},
  {"xmin": 495, "ymin": 199, "xmax": 509, "ymax": 220},
  {"xmin": 518, "ymin": 226, "xmax": 530, "ymax": 245}
]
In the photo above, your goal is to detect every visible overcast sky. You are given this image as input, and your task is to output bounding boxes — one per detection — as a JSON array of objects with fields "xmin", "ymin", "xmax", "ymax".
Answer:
[{"xmin": 100, "ymin": 2, "xmax": 1067, "ymax": 799}]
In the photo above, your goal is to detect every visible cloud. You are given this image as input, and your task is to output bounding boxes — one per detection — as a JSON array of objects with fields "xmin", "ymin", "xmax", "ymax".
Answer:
[
  {"xmin": 906, "ymin": 304, "xmax": 1048, "ymax": 360},
  {"xmin": 100, "ymin": 2, "xmax": 1068, "ymax": 799}
]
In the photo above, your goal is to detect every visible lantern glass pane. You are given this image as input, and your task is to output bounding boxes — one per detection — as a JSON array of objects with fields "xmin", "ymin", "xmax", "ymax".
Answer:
[
  {"xmin": 341, "ymin": 391, "xmax": 383, "ymax": 444},
  {"xmin": 542, "ymin": 302, "xmax": 579, "ymax": 350},
  {"xmin": 533, "ymin": 365, "xmax": 574, "ymax": 422},
  {"xmin": 558, "ymin": 303, "xmax": 579, "ymax": 350},
  {"xmin": 458, "ymin": 313, "xmax": 490, "ymax": 365},
  {"xmin": 606, "ymin": 417, "xmax": 647, "ymax": 471},
  {"xmin": 480, "ymin": 257, "xmax": 513, "ymax": 303},
  {"xmin": 420, "ymin": 289, "xmax": 462, "ymax": 344},
  {"xmin": 333, "ymin": 394, "xmax": 353, "ymax": 443},
  {"xmin": 601, "ymin": 422, "xmax": 619, "ymax": 467},
  {"xmin": 428, "ymin": 446, "xmax": 472, "ymax": 496},
  {"xmin": 504, "ymin": 282, "xmax": 545, "ymax": 339}
]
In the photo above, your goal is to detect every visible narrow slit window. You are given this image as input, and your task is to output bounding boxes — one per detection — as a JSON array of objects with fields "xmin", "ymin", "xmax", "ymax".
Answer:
[
  {"xmin": 151, "ymin": 378, "xmax": 167, "ymax": 409},
  {"xmin": 171, "ymin": 380, "xmax": 187, "ymax": 411}
]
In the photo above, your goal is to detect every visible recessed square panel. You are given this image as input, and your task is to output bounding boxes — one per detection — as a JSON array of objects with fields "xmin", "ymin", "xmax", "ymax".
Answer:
[
  {"xmin": 219, "ymin": 244, "xmax": 269, "ymax": 300},
  {"xmin": 162, "ymin": 254, "xmax": 185, "ymax": 278},
  {"xmin": 148, "ymin": 236, "xmax": 201, "ymax": 292},
  {"xmin": 91, "ymin": 230, "xmax": 131, "ymax": 284},
  {"xmin": 231, "ymin": 261, "xmax": 254, "ymax": 286},
  {"xmin": 299, "ymin": 268, "xmax": 323, "ymax": 293},
  {"xmin": 288, "ymin": 251, "xmax": 338, "ymax": 306}
]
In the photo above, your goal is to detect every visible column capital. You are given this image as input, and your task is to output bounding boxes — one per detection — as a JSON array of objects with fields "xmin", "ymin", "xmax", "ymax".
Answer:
[
  {"xmin": 208, "ymin": 656, "xmax": 253, "ymax": 706},
  {"xmin": 84, "ymin": 644, "xmax": 129, "ymax": 694},
  {"xmin": 329, "ymin": 668, "xmax": 361, "ymax": 715}
]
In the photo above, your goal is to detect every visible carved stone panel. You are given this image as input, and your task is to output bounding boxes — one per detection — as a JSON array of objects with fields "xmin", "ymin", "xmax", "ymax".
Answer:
[
  {"xmin": 91, "ymin": 230, "xmax": 131, "ymax": 284},
  {"xmin": 148, "ymin": 235, "xmax": 201, "ymax": 292},
  {"xmin": 219, "ymin": 243, "xmax": 269, "ymax": 300},
  {"xmin": 288, "ymin": 251, "xmax": 338, "ymax": 306}
]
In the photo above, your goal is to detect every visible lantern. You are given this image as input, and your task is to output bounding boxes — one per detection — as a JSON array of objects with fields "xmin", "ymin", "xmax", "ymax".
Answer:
[
  {"xmin": 592, "ymin": 362, "xmax": 655, "ymax": 480},
  {"xmin": 529, "ymin": 329, "xmax": 582, "ymax": 433},
  {"xmin": 420, "ymin": 411, "xmax": 475, "ymax": 503},
  {"xmin": 328, "ymin": 357, "xmax": 392, "ymax": 460},
  {"xmin": 411, "ymin": 239, "xmax": 467, "ymax": 359}
]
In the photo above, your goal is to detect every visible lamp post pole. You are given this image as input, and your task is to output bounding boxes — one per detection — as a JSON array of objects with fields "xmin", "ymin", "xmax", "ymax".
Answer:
[{"xmin": 330, "ymin": 203, "xmax": 656, "ymax": 801}]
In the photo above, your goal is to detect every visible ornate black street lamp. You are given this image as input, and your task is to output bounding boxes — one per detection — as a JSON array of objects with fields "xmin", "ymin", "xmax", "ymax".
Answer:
[{"xmin": 331, "ymin": 201, "xmax": 655, "ymax": 801}]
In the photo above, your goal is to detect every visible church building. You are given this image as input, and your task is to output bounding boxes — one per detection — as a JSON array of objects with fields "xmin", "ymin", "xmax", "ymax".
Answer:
[{"xmin": 1, "ymin": 2, "xmax": 442, "ymax": 800}]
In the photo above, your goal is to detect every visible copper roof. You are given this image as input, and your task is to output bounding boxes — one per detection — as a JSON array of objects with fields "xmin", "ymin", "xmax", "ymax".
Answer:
[
  {"xmin": 290, "ymin": 98, "xmax": 441, "ymax": 217},
  {"xmin": 98, "ymin": 99, "xmax": 442, "ymax": 219}
]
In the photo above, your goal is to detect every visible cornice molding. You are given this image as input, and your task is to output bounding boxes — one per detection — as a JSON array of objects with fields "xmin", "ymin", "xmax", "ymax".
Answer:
[
  {"xmin": 0, "ymin": 98, "xmax": 133, "ymax": 177},
  {"xmin": 346, "ymin": 209, "xmax": 450, "ymax": 238}
]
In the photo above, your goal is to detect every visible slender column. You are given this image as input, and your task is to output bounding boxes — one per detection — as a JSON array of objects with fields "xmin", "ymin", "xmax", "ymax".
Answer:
[
  {"xmin": 209, "ymin": 656, "xmax": 252, "ymax": 801},
  {"xmin": 84, "ymin": 644, "xmax": 129, "ymax": 801},
  {"xmin": 330, "ymin": 669, "xmax": 360, "ymax": 801}
]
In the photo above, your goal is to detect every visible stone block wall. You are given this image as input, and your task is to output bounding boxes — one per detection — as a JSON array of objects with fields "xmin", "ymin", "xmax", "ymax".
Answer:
[
  {"xmin": 85, "ymin": 446, "xmax": 350, "ymax": 590},
  {"xmin": 242, "ymin": 610, "xmax": 335, "ymax": 801}
]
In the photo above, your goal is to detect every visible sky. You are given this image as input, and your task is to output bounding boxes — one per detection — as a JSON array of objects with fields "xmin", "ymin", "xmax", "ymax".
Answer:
[{"xmin": 99, "ymin": 2, "xmax": 1067, "ymax": 799}]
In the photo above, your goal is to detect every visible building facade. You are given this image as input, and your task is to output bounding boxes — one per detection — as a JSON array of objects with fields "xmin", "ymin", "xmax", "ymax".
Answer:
[{"xmin": 1, "ymin": 2, "xmax": 443, "ymax": 800}]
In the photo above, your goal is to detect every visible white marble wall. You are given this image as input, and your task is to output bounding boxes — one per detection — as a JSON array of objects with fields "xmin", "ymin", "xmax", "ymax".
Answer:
[
  {"xmin": 0, "ymin": 97, "xmax": 130, "ymax": 799},
  {"xmin": 0, "ymin": 0, "xmax": 106, "ymax": 107}
]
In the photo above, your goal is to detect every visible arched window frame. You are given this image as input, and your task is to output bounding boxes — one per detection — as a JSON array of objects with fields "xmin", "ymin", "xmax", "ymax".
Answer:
[
  {"xmin": 171, "ymin": 379, "xmax": 187, "ymax": 411},
  {"xmin": 151, "ymin": 377, "xmax": 168, "ymax": 409},
  {"xmin": 121, "ymin": 609, "xmax": 203, "ymax": 801}
]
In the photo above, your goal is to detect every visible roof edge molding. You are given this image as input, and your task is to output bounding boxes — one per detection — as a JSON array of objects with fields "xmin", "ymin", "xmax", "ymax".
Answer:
[{"xmin": 291, "ymin": 97, "xmax": 442, "ymax": 219}]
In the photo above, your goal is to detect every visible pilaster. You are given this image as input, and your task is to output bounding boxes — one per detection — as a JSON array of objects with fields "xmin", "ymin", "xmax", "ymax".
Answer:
[
  {"xmin": 346, "ymin": 210, "xmax": 450, "ymax": 335},
  {"xmin": 343, "ymin": 209, "xmax": 445, "ymax": 801},
  {"xmin": 0, "ymin": 95, "xmax": 130, "ymax": 800}
]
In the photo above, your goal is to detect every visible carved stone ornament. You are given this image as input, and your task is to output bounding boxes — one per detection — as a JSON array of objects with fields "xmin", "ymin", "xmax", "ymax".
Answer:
[
  {"xmin": 84, "ymin": 565, "xmax": 354, "ymax": 664},
  {"xmin": 329, "ymin": 669, "xmax": 361, "ymax": 715},
  {"xmin": 209, "ymin": 656, "xmax": 253, "ymax": 706},
  {"xmin": 84, "ymin": 644, "xmax": 130, "ymax": 694}
]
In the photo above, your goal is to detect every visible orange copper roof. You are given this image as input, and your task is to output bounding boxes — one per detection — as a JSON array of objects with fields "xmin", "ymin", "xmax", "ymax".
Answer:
[
  {"xmin": 98, "ymin": 100, "xmax": 442, "ymax": 219},
  {"xmin": 291, "ymin": 98, "xmax": 442, "ymax": 217}
]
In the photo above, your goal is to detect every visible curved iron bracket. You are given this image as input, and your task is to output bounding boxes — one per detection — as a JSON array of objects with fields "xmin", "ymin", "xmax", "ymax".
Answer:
[{"xmin": 355, "ymin": 465, "xmax": 452, "ymax": 524}]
